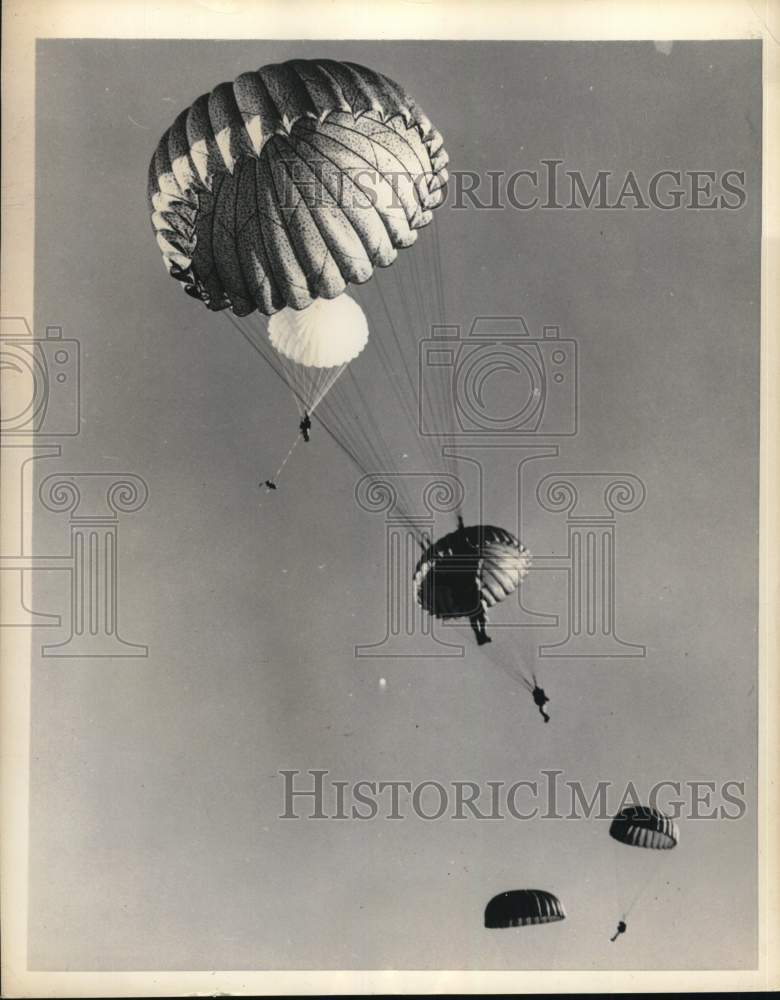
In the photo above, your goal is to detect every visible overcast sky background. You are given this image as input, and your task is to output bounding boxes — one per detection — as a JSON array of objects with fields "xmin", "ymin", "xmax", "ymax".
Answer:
[{"xmin": 29, "ymin": 39, "xmax": 760, "ymax": 971}]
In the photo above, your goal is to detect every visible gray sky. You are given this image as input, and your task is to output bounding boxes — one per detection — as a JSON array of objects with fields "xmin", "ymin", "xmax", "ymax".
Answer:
[{"xmin": 29, "ymin": 39, "xmax": 759, "ymax": 970}]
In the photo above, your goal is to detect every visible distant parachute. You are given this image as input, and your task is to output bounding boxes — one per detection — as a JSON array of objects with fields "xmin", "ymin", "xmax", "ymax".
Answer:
[
  {"xmin": 413, "ymin": 522, "xmax": 531, "ymax": 648},
  {"xmin": 484, "ymin": 890, "xmax": 566, "ymax": 928},
  {"xmin": 414, "ymin": 524, "xmax": 531, "ymax": 619},
  {"xmin": 609, "ymin": 805, "xmax": 679, "ymax": 928},
  {"xmin": 609, "ymin": 806, "xmax": 679, "ymax": 850}
]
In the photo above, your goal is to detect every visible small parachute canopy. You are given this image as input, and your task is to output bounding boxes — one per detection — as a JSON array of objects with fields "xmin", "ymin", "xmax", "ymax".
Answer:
[
  {"xmin": 484, "ymin": 889, "xmax": 566, "ymax": 929},
  {"xmin": 266, "ymin": 294, "xmax": 369, "ymax": 413},
  {"xmin": 609, "ymin": 805, "xmax": 679, "ymax": 850},
  {"xmin": 414, "ymin": 524, "xmax": 531, "ymax": 619},
  {"xmin": 269, "ymin": 294, "xmax": 369, "ymax": 368}
]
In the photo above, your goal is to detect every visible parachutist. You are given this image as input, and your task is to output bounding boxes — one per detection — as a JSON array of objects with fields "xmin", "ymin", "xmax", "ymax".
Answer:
[
  {"xmin": 263, "ymin": 480, "xmax": 277, "ymax": 491},
  {"xmin": 532, "ymin": 683, "xmax": 551, "ymax": 724},
  {"xmin": 469, "ymin": 609, "xmax": 492, "ymax": 645},
  {"xmin": 610, "ymin": 920, "xmax": 627, "ymax": 942},
  {"xmin": 299, "ymin": 412, "xmax": 312, "ymax": 442},
  {"xmin": 520, "ymin": 674, "xmax": 550, "ymax": 723}
]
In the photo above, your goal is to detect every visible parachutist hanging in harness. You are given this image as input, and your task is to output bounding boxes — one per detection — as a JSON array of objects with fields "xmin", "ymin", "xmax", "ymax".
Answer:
[
  {"xmin": 299, "ymin": 412, "xmax": 312, "ymax": 442},
  {"xmin": 532, "ymin": 683, "xmax": 551, "ymax": 723},
  {"xmin": 520, "ymin": 673, "xmax": 550, "ymax": 723},
  {"xmin": 448, "ymin": 517, "xmax": 492, "ymax": 645},
  {"xmin": 469, "ymin": 608, "xmax": 492, "ymax": 645},
  {"xmin": 610, "ymin": 919, "xmax": 627, "ymax": 942}
]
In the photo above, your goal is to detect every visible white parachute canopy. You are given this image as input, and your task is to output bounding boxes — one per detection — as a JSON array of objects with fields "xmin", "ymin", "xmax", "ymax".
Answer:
[
  {"xmin": 268, "ymin": 294, "xmax": 368, "ymax": 413},
  {"xmin": 267, "ymin": 294, "xmax": 369, "ymax": 414}
]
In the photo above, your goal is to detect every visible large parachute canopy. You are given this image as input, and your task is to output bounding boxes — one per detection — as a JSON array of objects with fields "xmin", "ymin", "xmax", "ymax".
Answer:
[
  {"xmin": 609, "ymin": 806, "xmax": 679, "ymax": 850},
  {"xmin": 148, "ymin": 58, "xmax": 456, "ymax": 498},
  {"xmin": 484, "ymin": 890, "xmax": 566, "ymax": 928},
  {"xmin": 148, "ymin": 59, "xmax": 448, "ymax": 315}
]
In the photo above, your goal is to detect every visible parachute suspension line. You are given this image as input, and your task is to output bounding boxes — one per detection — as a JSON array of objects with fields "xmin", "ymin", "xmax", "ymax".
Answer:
[
  {"xmin": 405, "ymin": 225, "xmax": 464, "ymax": 512},
  {"xmin": 351, "ymin": 282, "xmax": 427, "ymax": 461},
  {"xmin": 271, "ymin": 431, "xmax": 301, "ymax": 483},
  {"xmin": 428, "ymin": 215, "xmax": 448, "ymax": 324},
  {"xmin": 226, "ymin": 309, "xmax": 390, "ymax": 493},
  {"xmin": 288, "ymin": 388, "xmax": 426, "ymax": 541},
  {"xmin": 222, "ymin": 313, "xmax": 316, "ymax": 488},
  {"xmin": 341, "ymin": 366, "xmax": 423, "ymax": 528},
  {"xmin": 308, "ymin": 364, "xmax": 349, "ymax": 414},
  {"xmin": 386, "ymin": 261, "xmax": 449, "ymax": 474},
  {"xmin": 485, "ymin": 642, "xmax": 536, "ymax": 692},
  {"xmin": 273, "ymin": 354, "xmax": 307, "ymax": 415},
  {"xmin": 224, "ymin": 312, "xmax": 309, "ymax": 418},
  {"xmin": 611, "ymin": 839, "xmax": 629, "ymax": 920},
  {"xmin": 350, "ymin": 274, "xmax": 454, "ymax": 517},
  {"xmin": 368, "ymin": 239, "xmax": 464, "ymax": 522},
  {"xmin": 611, "ymin": 841, "xmax": 623, "ymax": 920},
  {"xmin": 372, "ymin": 275, "xmax": 439, "ymax": 470},
  {"xmin": 222, "ymin": 258, "xmax": 449, "ymax": 536},
  {"xmin": 621, "ymin": 849, "xmax": 667, "ymax": 919},
  {"xmin": 275, "ymin": 352, "xmax": 349, "ymax": 418},
  {"xmin": 296, "ymin": 363, "xmax": 426, "ymax": 542}
]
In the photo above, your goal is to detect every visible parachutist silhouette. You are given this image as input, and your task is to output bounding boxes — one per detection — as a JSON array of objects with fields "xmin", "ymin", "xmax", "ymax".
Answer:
[
  {"xmin": 520, "ymin": 673, "xmax": 550, "ymax": 723},
  {"xmin": 469, "ymin": 609, "xmax": 492, "ymax": 645},
  {"xmin": 451, "ymin": 516, "xmax": 492, "ymax": 645},
  {"xmin": 299, "ymin": 412, "xmax": 311, "ymax": 442},
  {"xmin": 263, "ymin": 480, "xmax": 277, "ymax": 491},
  {"xmin": 610, "ymin": 920, "xmax": 627, "ymax": 942},
  {"xmin": 532, "ymin": 684, "xmax": 551, "ymax": 723}
]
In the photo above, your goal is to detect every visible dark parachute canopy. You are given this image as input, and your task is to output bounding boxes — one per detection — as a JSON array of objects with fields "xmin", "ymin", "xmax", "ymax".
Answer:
[
  {"xmin": 148, "ymin": 59, "xmax": 448, "ymax": 316},
  {"xmin": 609, "ymin": 806, "xmax": 679, "ymax": 850},
  {"xmin": 484, "ymin": 890, "xmax": 566, "ymax": 929},
  {"xmin": 414, "ymin": 524, "xmax": 531, "ymax": 619}
]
